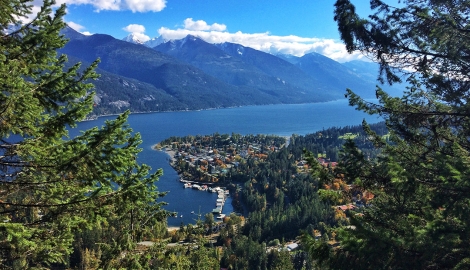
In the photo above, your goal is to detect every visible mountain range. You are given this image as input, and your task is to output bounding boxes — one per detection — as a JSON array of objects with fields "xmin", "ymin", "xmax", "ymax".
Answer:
[{"xmin": 59, "ymin": 27, "xmax": 404, "ymax": 117}]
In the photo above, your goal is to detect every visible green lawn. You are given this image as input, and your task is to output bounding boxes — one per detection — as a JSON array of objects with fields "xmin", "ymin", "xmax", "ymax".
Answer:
[{"xmin": 338, "ymin": 133, "xmax": 358, "ymax": 140}]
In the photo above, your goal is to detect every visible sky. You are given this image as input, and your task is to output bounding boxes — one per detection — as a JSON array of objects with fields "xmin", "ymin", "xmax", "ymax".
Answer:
[{"xmin": 28, "ymin": 0, "xmax": 400, "ymax": 62}]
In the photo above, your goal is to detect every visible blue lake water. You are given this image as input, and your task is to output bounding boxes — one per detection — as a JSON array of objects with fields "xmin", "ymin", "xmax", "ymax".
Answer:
[{"xmin": 73, "ymin": 99, "xmax": 382, "ymax": 226}]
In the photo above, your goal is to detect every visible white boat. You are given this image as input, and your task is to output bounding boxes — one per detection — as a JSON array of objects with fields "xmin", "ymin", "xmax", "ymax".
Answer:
[
  {"xmin": 184, "ymin": 183, "xmax": 192, "ymax": 188},
  {"xmin": 217, "ymin": 214, "xmax": 226, "ymax": 219},
  {"xmin": 191, "ymin": 211, "xmax": 195, "ymax": 214}
]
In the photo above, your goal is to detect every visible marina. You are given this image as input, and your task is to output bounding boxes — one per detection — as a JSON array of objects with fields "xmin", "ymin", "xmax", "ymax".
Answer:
[
  {"xmin": 178, "ymin": 177, "xmax": 231, "ymax": 215},
  {"xmin": 182, "ymin": 181, "xmax": 230, "ymax": 217},
  {"xmin": 171, "ymin": 179, "xmax": 231, "ymax": 221}
]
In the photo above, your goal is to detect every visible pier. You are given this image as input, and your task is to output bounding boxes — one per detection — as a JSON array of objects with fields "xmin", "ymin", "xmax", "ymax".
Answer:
[{"xmin": 181, "ymin": 181, "xmax": 229, "ymax": 219}]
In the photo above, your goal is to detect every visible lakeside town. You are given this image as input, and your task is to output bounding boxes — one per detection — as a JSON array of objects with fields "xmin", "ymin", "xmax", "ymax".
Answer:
[
  {"xmin": 154, "ymin": 133, "xmax": 289, "ymax": 184},
  {"xmin": 153, "ymin": 134, "xmax": 288, "ymax": 218},
  {"xmin": 155, "ymin": 132, "xmax": 376, "ymax": 223}
]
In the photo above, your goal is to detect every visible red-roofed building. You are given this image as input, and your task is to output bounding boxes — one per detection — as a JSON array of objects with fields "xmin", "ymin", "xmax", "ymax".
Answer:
[{"xmin": 337, "ymin": 204, "xmax": 356, "ymax": 211}]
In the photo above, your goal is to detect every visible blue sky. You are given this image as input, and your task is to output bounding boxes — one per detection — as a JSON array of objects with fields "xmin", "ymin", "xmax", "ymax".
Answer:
[{"xmin": 33, "ymin": 0, "xmax": 398, "ymax": 62}]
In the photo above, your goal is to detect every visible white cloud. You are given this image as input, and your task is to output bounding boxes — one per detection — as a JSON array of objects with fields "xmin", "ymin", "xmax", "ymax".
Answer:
[
  {"xmin": 56, "ymin": 0, "xmax": 167, "ymax": 12},
  {"xmin": 124, "ymin": 0, "xmax": 166, "ymax": 13},
  {"xmin": 130, "ymin": 32, "xmax": 151, "ymax": 42},
  {"xmin": 183, "ymin": 18, "xmax": 227, "ymax": 32},
  {"xmin": 67, "ymin": 21, "xmax": 85, "ymax": 32},
  {"xmin": 67, "ymin": 21, "xmax": 93, "ymax": 35},
  {"xmin": 123, "ymin": 24, "xmax": 146, "ymax": 33},
  {"xmin": 157, "ymin": 20, "xmax": 365, "ymax": 62}
]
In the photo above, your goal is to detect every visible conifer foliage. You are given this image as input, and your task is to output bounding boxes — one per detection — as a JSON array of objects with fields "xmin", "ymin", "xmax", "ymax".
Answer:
[
  {"xmin": 0, "ymin": 1, "xmax": 167, "ymax": 268},
  {"xmin": 306, "ymin": 0, "xmax": 470, "ymax": 269}
]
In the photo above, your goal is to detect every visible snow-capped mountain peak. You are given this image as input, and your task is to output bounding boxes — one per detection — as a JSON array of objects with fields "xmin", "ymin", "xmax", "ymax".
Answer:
[
  {"xmin": 122, "ymin": 33, "xmax": 146, "ymax": 45},
  {"xmin": 144, "ymin": 36, "xmax": 168, "ymax": 48},
  {"xmin": 122, "ymin": 34, "xmax": 170, "ymax": 48}
]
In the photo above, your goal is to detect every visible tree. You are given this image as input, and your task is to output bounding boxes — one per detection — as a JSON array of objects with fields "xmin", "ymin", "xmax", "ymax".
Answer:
[
  {"xmin": 0, "ymin": 1, "xmax": 167, "ymax": 268},
  {"xmin": 188, "ymin": 239, "xmax": 220, "ymax": 270},
  {"xmin": 204, "ymin": 213, "xmax": 215, "ymax": 235},
  {"xmin": 267, "ymin": 249, "xmax": 295, "ymax": 270},
  {"xmin": 305, "ymin": 0, "xmax": 470, "ymax": 269}
]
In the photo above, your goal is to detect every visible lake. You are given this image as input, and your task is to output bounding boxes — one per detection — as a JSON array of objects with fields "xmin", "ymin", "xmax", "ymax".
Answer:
[{"xmin": 73, "ymin": 99, "xmax": 382, "ymax": 226}]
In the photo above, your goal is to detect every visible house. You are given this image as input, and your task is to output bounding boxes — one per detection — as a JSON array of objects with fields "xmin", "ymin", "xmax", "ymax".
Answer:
[
  {"xmin": 363, "ymin": 190, "xmax": 375, "ymax": 201},
  {"xmin": 337, "ymin": 204, "xmax": 356, "ymax": 211},
  {"xmin": 286, "ymin": 243, "xmax": 298, "ymax": 251}
]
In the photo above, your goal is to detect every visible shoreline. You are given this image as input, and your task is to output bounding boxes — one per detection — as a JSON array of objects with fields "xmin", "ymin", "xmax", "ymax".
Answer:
[
  {"xmin": 156, "ymin": 148, "xmax": 224, "ymax": 186},
  {"xmin": 167, "ymin": 226, "xmax": 180, "ymax": 232},
  {"xmin": 81, "ymin": 99, "xmax": 346, "ymax": 122},
  {"xmin": 160, "ymin": 148, "xmax": 176, "ymax": 163}
]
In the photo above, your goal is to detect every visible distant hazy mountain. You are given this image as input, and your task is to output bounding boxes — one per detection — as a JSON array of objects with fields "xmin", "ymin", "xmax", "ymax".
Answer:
[
  {"xmin": 342, "ymin": 60, "xmax": 407, "ymax": 97},
  {"xmin": 154, "ymin": 35, "xmax": 329, "ymax": 101},
  {"xmin": 290, "ymin": 53, "xmax": 376, "ymax": 98},
  {"xmin": 215, "ymin": 42, "xmax": 322, "ymax": 93},
  {"xmin": 342, "ymin": 60, "xmax": 379, "ymax": 83},
  {"xmin": 278, "ymin": 53, "xmax": 406, "ymax": 97},
  {"xmin": 145, "ymin": 36, "xmax": 168, "ymax": 48},
  {"xmin": 59, "ymin": 27, "xmax": 396, "ymax": 116},
  {"xmin": 122, "ymin": 33, "xmax": 168, "ymax": 48},
  {"xmin": 275, "ymin": 53, "xmax": 301, "ymax": 65},
  {"xmin": 153, "ymin": 35, "xmax": 386, "ymax": 99}
]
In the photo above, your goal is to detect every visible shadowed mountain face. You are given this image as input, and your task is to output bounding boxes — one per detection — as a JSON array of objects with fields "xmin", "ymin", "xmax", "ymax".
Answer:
[
  {"xmin": 60, "ymin": 27, "xmax": 391, "ymax": 116},
  {"xmin": 293, "ymin": 52, "xmax": 376, "ymax": 98},
  {"xmin": 279, "ymin": 53, "xmax": 406, "ymax": 97}
]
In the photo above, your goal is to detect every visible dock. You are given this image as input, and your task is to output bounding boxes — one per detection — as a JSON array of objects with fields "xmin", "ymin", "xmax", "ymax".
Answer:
[{"xmin": 182, "ymin": 181, "xmax": 230, "ymax": 217}]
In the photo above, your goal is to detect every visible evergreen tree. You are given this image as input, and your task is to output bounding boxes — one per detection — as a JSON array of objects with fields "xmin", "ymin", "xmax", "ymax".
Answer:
[
  {"xmin": 0, "ymin": 1, "xmax": 167, "ymax": 268},
  {"xmin": 306, "ymin": 0, "xmax": 470, "ymax": 269}
]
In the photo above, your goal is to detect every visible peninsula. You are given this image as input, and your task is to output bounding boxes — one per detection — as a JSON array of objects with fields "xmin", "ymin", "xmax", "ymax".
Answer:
[{"xmin": 154, "ymin": 133, "xmax": 287, "ymax": 184}]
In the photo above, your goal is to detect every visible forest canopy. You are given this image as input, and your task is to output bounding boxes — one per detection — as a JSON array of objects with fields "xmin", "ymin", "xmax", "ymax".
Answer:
[
  {"xmin": 0, "ymin": 1, "xmax": 168, "ymax": 268},
  {"xmin": 304, "ymin": 0, "xmax": 470, "ymax": 269}
]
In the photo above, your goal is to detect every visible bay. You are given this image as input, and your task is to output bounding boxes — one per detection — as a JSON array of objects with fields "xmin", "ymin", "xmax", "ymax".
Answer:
[{"xmin": 73, "ymin": 99, "xmax": 382, "ymax": 226}]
